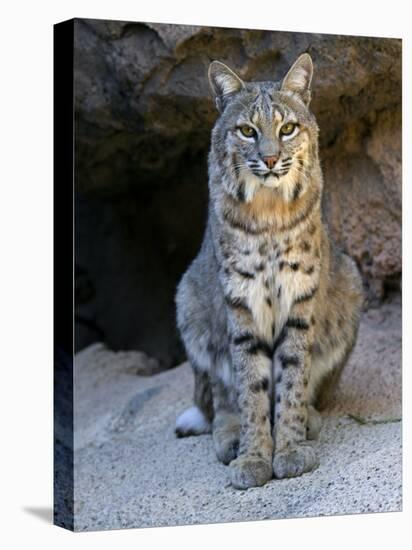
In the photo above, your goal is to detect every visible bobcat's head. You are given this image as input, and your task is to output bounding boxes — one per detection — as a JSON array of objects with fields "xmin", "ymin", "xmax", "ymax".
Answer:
[{"xmin": 209, "ymin": 54, "xmax": 319, "ymax": 203}]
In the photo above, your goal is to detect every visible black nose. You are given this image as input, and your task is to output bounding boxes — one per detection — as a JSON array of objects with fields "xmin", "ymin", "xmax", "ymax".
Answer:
[{"xmin": 262, "ymin": 155, "xmax": 279, "ymax": 169}]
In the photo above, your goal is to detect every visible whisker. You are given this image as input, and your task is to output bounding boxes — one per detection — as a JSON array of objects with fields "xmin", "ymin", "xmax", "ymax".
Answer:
[
  {"xmin": 231, "ymin": 164, "xmax": 251, "ymax": 179},
  {"xmin": 291, "ymin": 167, "xmax": 309, "ymax": 180}
]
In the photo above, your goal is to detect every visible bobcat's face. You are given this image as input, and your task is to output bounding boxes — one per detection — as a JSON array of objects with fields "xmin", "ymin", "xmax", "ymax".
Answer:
[
  {"xmin": 209, "ymin": 55, "xmax": 319, "ymax": 202},
  {"xmin": 226, "ymin": 88, "xmax": 316, "ymax": 189}
]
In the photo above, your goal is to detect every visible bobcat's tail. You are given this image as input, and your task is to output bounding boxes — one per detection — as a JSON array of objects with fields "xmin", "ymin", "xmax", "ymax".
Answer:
[{"xmin": 175, "ymin": 406, "xmax": 212, "ymax": 438}]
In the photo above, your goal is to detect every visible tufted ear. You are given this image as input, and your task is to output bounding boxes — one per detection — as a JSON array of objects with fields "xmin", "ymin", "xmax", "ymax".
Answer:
[
  {"xmin": 208, "ymin": 61, "xmax": 245, "ymax": 112},
  {"xmin": 281, "ymin": 53, "xmax": 313, "ymax": 105}
]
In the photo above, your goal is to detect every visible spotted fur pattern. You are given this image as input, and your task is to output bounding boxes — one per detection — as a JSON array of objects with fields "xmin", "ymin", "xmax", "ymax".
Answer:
[{"xmin": 175, "ymin": 54, "xmax": 363, "ymax": 489}]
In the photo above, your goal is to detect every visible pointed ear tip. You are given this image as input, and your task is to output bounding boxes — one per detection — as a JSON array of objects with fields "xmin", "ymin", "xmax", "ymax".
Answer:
[
  {"xmin": 209, "ymin": 60, "xmax": 226, "ymax": 71},
  {"xmin": 208, "ymin": 61, "xmax": 227, "ymax": 81},
  {"xmin": 300, "ymin": 53, "xmax": 314, "ymax": 68},
  {"xmin": 208, "ymin": 61, "xmax": 220, "ymax": 83}
]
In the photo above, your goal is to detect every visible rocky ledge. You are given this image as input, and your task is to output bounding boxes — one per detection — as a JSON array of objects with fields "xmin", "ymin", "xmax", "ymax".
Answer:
[{"xmin": 73, "ymin": 294, "xmax": 401, "ymax": 531}]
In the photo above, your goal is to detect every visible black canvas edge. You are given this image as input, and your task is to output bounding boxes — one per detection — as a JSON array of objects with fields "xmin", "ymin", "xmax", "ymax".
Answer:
[{"xmin": 53, "ymin": 18, "xmax": 75, "ymax": 532}]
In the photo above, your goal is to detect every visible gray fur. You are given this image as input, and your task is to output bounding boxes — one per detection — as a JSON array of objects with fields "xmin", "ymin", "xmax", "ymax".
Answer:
[{"xmin": 175, "ymin": 54, "xmax": 363, "ymax": 489}]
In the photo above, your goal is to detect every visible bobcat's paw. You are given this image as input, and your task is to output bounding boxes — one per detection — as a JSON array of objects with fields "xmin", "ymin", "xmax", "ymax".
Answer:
[
  {"xmin": 306, "ymin": 405, "xmax": 322, "ymax": 441},
  {"xmin": 213, "ymin": 430, "xmax": 239, "ymax": 465},
  {"xmin": 213, "ymin": 413, "xmax": 240, "ymax": 464},
  {"xmin": 273, "ymin": 443, "xmax": 319, "ymax": 479},
  {"xmin": 229, "ymin": 455, "xmax": 273, "ymax": 489}
]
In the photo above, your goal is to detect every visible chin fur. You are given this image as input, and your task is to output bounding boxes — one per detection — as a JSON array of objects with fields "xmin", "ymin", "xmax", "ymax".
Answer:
[{"xmin": 242, "ymin": 166, "xmax": 303, "ymax": 204}]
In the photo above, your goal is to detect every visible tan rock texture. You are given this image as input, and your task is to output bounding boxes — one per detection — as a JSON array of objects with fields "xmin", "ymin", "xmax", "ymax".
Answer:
[
  {"xmin": 72, "ymin": 296, "xmax": 401, "ymax": 530},
  {"xmin": 74, "ymin": 19, "xmax": 401, "ymax": 362}
]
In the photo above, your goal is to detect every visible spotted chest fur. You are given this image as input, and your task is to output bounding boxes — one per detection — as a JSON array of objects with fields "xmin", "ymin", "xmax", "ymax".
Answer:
[{"xmin": 218, "ymin": 218, "xmax": 321, "ymax": 348}]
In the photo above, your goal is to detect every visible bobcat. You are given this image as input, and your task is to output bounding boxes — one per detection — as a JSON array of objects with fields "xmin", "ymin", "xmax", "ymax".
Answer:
[{"xmin": 175, "ymin": 54, "xmax": 363, "ymax": 489}]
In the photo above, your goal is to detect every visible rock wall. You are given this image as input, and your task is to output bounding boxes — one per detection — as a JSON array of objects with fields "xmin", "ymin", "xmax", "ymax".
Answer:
[{"xmin": 74, "ymin": 18, "xmax": 401, "ymax": 364}]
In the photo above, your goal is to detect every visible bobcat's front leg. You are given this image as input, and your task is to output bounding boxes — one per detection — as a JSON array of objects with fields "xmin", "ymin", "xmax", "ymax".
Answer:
[
  {"xmin": 272, "ymin": 300, "xmax": 319, "ymax": 479},
  {"xmin": 226, "ymin": 303, "xmax": 273, "ymax": 489}
]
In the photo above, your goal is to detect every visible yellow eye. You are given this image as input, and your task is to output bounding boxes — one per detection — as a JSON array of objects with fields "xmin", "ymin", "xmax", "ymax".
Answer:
[
  {"xmin": 280, "ymin": 122, "xmax": 297, "ymax": 136},
  {"xmin": 239, "ymin": 125, "xmax": 257, "ymax": 138}
]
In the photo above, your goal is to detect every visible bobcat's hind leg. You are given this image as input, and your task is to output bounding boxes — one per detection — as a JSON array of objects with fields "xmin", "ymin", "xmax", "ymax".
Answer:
[
  {"xmin": 175, "ymin": 368, "xmax": 213, "ymax": 437},
  {"xmin": 306, "ymin": 405, "xmax": 322, "ymax": 440},
  {"xmin": 212, "ymin": 375, "xmax": 240, "ymax": 464},
  {"xmin": 213, "ymin": 412, "xmax": 240, "ymax": 464}
]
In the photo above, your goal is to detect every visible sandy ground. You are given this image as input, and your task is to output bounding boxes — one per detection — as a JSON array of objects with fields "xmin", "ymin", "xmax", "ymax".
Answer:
[{"xmin": 73, "ymin": 294, "xmax": 402, "ymax": 531}]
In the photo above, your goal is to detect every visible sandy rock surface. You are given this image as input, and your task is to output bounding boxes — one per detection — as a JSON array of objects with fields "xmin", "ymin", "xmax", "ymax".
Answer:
[{"xmin": 73, "ymin": 294, "xmax": 401, "ymax": 531}]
